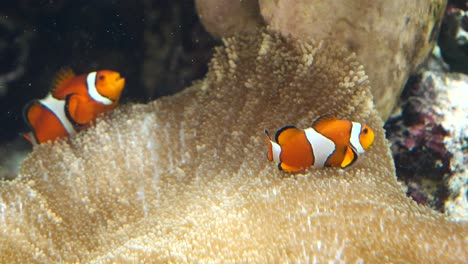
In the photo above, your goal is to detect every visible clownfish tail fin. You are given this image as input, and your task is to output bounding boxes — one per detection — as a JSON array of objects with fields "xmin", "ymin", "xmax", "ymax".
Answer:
[{"xmin": 264, "ymin": 129, "xmax": 274, "ymax": 161}]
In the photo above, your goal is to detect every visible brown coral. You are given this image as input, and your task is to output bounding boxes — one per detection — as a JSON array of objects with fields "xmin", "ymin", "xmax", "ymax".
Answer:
[{"xmin": 0, "ymin": 30, "xmax": 466, "ymax": 262}]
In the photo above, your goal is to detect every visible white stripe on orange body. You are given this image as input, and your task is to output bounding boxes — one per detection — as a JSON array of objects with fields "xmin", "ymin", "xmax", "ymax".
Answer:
[
  {"xmin": 39, "ymin": 93, "xmax": 76, "ymax": 135},
  {"xmin": 304, "ymin": 127, "xmax": 335, "ymax": 168},
  {"xmin": 264, "ymin": 115, "xmax": 375, "ymax": 172},
  {"xmin": 86, "ymin": 71, "xmax": 113, "ymax": 105}
]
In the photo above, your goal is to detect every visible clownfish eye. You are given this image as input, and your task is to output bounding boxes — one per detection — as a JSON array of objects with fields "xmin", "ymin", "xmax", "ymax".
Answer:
[
  {"xmin": 98, "ymin": 75, "xmax": 105, "ymax": 80},
  {"xmin": 363, "ymin": 128, "xmax": 368, "ymax": 134}
]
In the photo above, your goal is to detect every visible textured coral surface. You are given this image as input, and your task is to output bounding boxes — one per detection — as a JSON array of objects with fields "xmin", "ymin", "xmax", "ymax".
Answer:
[
  {"xmin": 0, "ymin": 31, "xmax": 466, "ymax": 262},
  {"xmin": 196, "ymin": 0, "xmax": 448, "ymax": 120}
]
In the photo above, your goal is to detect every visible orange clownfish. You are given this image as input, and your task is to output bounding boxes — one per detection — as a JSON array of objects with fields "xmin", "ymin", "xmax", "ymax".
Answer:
[
  {"xmin": 264, "ymin": 115, "xmax": 375, "ymax": 172},
  {"xmin": 23, "ymin": 68, "xmax": 125, "ymax": 145}
]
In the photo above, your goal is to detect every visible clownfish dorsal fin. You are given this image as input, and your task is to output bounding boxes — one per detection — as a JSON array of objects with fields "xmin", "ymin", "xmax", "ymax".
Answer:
[
  {"xmin": 311, "ymin": 114, "xmax": 337, "ymax": 130},
  {"xmin": 274, "ymin": 125, "xmax": 301, "ymax": 145},
  {"xmin": 51, "ymin": 67, "xmax": 76, "ymax": 93}
]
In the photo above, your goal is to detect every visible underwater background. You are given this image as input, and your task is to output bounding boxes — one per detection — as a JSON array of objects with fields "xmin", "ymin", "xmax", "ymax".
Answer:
[{"xmin": 0, "ymin": 0, "xmax": 466, "ymax": 262}]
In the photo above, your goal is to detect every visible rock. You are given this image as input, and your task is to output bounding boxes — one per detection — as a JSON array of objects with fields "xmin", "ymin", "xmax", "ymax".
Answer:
[
  {"xmin": 195, "ymin": 0, "xmax": 263, "ymax": 37},
  {"xmin": 385, "ymin": 54, "xmax": 468, "ymax": 221}
]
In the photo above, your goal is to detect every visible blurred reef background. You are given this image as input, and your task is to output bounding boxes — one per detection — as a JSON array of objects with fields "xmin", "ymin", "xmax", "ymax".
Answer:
[
  {"xmin": 0, "ymin": 0, "xmax": 467, "ymax": 219},
  {"xmin": 0, "ymin": 0, "xmax": 217, "ymax": 142}
]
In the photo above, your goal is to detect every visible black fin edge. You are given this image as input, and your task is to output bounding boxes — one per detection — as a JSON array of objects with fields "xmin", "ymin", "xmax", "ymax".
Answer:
[
  {"xmin": 277, "ymin": 162, "xmax": 283, "ymax": 171},
  {"xmin": 311, "ymin": 114, "xmax": 336, "ymax": 127},
  {"xmin": 21, "ymin": 100, "xmax": 40, "ymax": 144},
  {"xmin": 341, "ymin": 146, "xmax": 359, "ymax": 169},
  {"xmin": 274, "ymin": 125, "xmax": 297, "ymax": 143}
]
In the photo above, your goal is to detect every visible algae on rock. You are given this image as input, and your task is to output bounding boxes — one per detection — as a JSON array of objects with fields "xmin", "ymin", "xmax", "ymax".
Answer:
[{"xmin": 0, "ymin": 31, "xmax": 466, "ymax": 262}]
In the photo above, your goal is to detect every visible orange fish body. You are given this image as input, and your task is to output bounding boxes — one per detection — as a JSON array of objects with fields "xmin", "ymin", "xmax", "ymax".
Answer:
[
  {"xmin": 265, "ymin": 115, "xmax": 375, "ymax": 172},
  {"xmin": 23, "ymin": 69, "xmax": 125, "ymax": 145}
]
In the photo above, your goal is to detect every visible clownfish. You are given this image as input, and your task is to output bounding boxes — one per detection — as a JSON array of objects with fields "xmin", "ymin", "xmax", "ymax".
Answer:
[
  {"xmin": 22, "ymin": 68, "xmax": 125, "ymax": 145},
  {"xmin": 264, "ymin": 115, "xmax": 375, "ymax": 172}
]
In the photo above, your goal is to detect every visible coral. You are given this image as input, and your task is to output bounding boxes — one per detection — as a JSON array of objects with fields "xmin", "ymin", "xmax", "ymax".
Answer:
[
  {"xmin": 195, "ymin": 0, "xmax": 448, "ymax": 121},
  {"xmin": 386, "ymin": 66, "xmax": 468, "ymax": 221},
  {"xmin": 0, "ymin": 31, "xmax": 466, "ymax": 262}
]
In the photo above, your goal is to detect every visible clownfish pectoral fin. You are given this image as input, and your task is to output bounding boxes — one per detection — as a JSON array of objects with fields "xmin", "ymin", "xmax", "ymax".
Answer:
[
  {"xmin": 311, "ymin": 114, "xmax": 337, "ymax": 130},
  {"xmin": 21, "ymin": 101, "xmax": 41, "ymax": 146},
  {"xmin": 340, "ymin": 146, "xmax": 358, "ymax": 169},
  {"xmin": 65, "ymin": 94, "xmax": 94, "ymax": 126},
  {"xmin": 274, "ymin": 125, "xmax": 302, "ymax": 145},
  {"xmin": 21, "ymin": 132, "xmax": 38, "ymax": 146},
  {"xmin": 278, "ymin": 162, "xmax": 303, "ymax": 172},
  {"xmin": 51, "ymin": 67, "xmax": 75, "ymax": 93}
]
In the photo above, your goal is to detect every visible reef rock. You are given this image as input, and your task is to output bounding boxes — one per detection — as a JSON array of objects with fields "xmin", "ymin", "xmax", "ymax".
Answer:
[
  {"xmin": 386, "ymin": 64, "xmax": 468, "ymax": 221},
  {"xmin": 195, "ymin": 0, "xmax": 264, "ymax": 37},
  {"xmin": 0, "ymin": 31, "xmax": 466, "ymax": 262},
  {"xmin": 438, "ymin": 71, "xmax": 468, "ymax": 221},
  {"xmin": 196, "ymin": 0, "xmax": 447, "ymax": 121}
]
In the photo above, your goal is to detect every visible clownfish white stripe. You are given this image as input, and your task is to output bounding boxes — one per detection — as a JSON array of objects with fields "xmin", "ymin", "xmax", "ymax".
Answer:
[
  {"xmin": 86, "ymin": 72, "xmax": 113, "ymax": 105},
  {"xmin": 350, "ymin": 122, "xmax": 365, "ymax": 154},
  {"xmin": 271, "ymin": 140, "xmax": 281, "ymax": 163},
  {"xmin": 304, "ymin": 127, "xmax": 336, "ymax": 168},
  {"xmin": 39, "ymin": 94, "xmax": 76, "ymax": 135}
]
